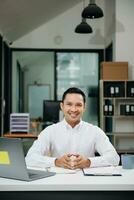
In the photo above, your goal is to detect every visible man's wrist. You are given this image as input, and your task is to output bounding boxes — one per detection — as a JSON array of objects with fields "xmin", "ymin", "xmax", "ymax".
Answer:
[
  {"xmin": 87, "ymin": 159, "xmax": 91, "ymax": 167},
  {"xmin": 55, "ymin": 158, "xmax": 58, "ymax": 167}
]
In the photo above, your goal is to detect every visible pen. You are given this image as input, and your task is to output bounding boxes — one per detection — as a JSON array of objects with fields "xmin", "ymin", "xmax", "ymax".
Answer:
[{"xmin": 84, "ymin": 173, "xmax": 122, "ymax": 176}]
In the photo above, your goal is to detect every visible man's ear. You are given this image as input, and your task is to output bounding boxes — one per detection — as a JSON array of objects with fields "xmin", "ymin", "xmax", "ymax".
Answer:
[
  {"xmin": 60, "ymin": 102, "xmax": 63, "ymax": 111},
  {"xmin": 83, "ymin": 103, "xmax": 86, "ymax": 112}
]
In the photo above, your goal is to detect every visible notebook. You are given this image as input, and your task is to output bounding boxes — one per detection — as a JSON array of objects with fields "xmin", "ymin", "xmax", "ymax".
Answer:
[
  {"xmin": 82, "ymin": 166, "xmax": 122, "ymax": 176},
  {"xmin": 0, "ymin": 137, "xmax": 56, "ymax": 181}
]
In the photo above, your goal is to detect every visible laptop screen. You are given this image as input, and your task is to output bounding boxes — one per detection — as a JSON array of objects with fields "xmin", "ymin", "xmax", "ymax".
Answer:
[{"xmin": 0, "ymin": 137, "xmax": 55, "ymax": 181}]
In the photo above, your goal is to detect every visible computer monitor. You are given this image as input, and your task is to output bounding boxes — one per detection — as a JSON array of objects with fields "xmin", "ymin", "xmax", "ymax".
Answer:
[{"xmin": 43, "ymin": 100, "xmax": 61, "ymax": 125}]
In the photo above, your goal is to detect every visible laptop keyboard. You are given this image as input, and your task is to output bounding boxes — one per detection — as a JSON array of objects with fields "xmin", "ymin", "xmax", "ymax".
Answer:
[
  {"xmin": 27, "ymin": 169, "xmax": 42, "ymax": 178},
  {"xmin": 28, "ymin": 172, "xmax": 38, "ymax": 178},
  {"xmin": 27, "ymin": 168, "xmax": 55, "ymax": 179}
]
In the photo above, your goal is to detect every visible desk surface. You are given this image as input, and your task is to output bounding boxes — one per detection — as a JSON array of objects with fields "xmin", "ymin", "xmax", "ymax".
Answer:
[
  {"xmin": 4, "ymin": 133, "xmax": 38, "ymax": 138},
  {"xmin": 0, "ymin": 166, "xmax": 134, "ymax": 191}
]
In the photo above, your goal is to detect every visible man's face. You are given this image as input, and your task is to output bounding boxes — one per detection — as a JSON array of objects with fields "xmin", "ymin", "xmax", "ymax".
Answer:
[{"xmin": 60, "ymin": 93, "xmax": 85, "ymax": 127}]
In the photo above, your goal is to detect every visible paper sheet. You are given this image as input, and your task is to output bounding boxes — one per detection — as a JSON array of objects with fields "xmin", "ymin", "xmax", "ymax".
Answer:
[
  {"xmin": 48, "ymin": 167, "xmax": 77, "ymax": 174},
  {"xmin": 83, "ymin": 166, "xmax": 121, "ymax": 175}
]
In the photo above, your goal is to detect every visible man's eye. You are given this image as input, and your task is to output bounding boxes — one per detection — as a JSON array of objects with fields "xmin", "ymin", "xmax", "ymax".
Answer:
[
  {"xmin": 66, "ymin": 103, "xmax": 72, "ymax": 106},
  {"xmin": 76, "ymin": 104, "xmax": 82, "ymax": 107}
]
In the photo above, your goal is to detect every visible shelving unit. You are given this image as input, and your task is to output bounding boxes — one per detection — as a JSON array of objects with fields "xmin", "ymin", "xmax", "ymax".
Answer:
[{"xmin": 100, "ymin": 80, "xmax": 134, "ymax": 153}]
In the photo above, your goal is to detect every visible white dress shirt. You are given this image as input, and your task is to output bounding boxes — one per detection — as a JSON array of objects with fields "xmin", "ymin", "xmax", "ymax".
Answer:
[{"xmin": 25, "ymin": 119, "xmax": 119, "ymax": 168}]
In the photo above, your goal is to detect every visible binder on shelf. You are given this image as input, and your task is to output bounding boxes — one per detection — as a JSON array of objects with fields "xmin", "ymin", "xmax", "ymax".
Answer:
[
  {"xmin": 103, "ymin": 105, "xmax": 108, "ymax": 116},
  {"xmin": 105, "ymin": 117, "xmax": 113, "ymax": 133},
  {"xmin": 130, "ymin": 105, "xmax": 134, "ymax": 115},
  {"xmin": 10, "ymin": 113, "xmax": 30, "ymax": 133},
  {"xmin": 126, "ymin": 81, "xmax": 134, "ymax": 97},
  {"xmin": 103, "ymin": 99, "xmax": 114, "ymax": 116},
  {"xmin": 108, "ymin": 105, "xmax": 114, "ymax": 116},
  {"xmin": 125, "ymin": 105, "xmax": 130, "ymax": 115},
  {"xmin": 120, "ymin": 105, "xmax": 126, "ymax": 115}
]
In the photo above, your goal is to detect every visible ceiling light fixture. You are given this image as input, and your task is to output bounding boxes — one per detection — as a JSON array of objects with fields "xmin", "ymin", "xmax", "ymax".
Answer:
[
  {"xmin": 75, "ymin": 0, "xmax": 93, "ymax": 34},
  {"xmin": 82, "ymin": 0, "xmax": 104, "ymax": 19},
  {"xmin": 75, "ymin": 18, "xmax": 93, "ymax": 34}
]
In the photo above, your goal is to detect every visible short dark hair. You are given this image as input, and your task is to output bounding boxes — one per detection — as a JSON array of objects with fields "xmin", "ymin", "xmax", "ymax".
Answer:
[{"xmin": 62, "ymin": 87, "xmax": 86, "ymax": 103}]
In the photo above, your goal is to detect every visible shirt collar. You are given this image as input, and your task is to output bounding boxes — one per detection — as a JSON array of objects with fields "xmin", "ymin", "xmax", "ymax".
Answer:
[{"xmin": 62, "ymin": 118, "xmax": 83, "ymax": 130}]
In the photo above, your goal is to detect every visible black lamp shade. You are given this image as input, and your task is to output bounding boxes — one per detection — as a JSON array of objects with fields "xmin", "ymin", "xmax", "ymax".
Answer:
[
  {"xmin": 82, "ymin": 3, "xmax": 104, "ymax": 19},
  {"xmin": 75, "ymin": 18, "xmax": 93, "ymax": 34}
]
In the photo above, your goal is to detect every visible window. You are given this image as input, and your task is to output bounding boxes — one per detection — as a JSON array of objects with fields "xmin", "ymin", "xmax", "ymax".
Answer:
[{"xmin": 56, "ymin": 52, "xmax": 99, "ymax": 125}]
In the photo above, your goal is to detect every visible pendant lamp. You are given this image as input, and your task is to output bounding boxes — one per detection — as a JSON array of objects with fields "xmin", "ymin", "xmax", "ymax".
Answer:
[
  {"xmin": 75, "ymin": 18, "xmax": 93, "ymax": 34},
  {"xmin": 82, "ymin": 0, "xmax": 104, "ymax": 19}
]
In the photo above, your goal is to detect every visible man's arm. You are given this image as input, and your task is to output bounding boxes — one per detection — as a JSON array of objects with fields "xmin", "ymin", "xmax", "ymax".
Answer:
[
  {"xmin": 25, "ymin": 130, "xmax": 56, "ymax": 168},
  {"xmin": 89, "ymin": 128, "xmax": 120, "ymax": 168}
]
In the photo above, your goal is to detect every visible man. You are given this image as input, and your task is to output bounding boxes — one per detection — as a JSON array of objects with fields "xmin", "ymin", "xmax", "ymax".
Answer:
[{"xmin": 26, "ymin": 87, "xmax": 119, "ymax": 169}]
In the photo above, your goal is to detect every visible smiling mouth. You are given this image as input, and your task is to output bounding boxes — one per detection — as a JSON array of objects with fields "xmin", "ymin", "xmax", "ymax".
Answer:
[{"xmin": 69, "ymin": 113, "xmax": 79, "ymax": 118}]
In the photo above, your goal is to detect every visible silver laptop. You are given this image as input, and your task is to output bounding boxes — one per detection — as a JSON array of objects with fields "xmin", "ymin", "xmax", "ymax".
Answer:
[{"xmin": 0, "ymin": 137, "xmax": 56, "ymax": 181}]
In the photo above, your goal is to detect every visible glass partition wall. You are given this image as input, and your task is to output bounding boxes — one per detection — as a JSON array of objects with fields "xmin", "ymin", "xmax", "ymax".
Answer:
[
  {"xmin": 57, "ymin": 52, "xmax": 99, "ymax": 125},
  {"xmin": 12, "ymin": 50, "xmax": 101, "ymax": 130},
  {"xmin": 12, "ymin": 51, "xmax": 55, "ymax": 119}
]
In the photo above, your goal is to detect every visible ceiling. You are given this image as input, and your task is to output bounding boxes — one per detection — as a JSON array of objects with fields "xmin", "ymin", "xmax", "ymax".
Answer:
[{"xmin": 0, "ymin": 0, "xmax": 81, "ymax": 42}]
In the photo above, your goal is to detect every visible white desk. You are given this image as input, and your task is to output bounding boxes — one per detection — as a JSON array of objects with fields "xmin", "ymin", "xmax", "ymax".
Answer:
[{"xmin": 0, "ymin": 166, "xmax": 134, "ymax": 200}]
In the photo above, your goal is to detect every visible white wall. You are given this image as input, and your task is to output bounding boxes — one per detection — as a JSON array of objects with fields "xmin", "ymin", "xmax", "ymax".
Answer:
[
  {"xmin": 12, "ymin": 0, "xmax": 105, "ymax": 49},
  {"xmin": 104, "ymin": 0, "xmax": 115, "ymax": 47},
  {"xmin": 115, "ymin": 0, "xmax": 134, "ymax": 79}
]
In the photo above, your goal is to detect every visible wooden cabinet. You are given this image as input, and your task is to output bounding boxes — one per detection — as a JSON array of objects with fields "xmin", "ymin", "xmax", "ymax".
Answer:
[{"xmin": 100, "ymin": 80, "xmax": 134, "ymax": 153}]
